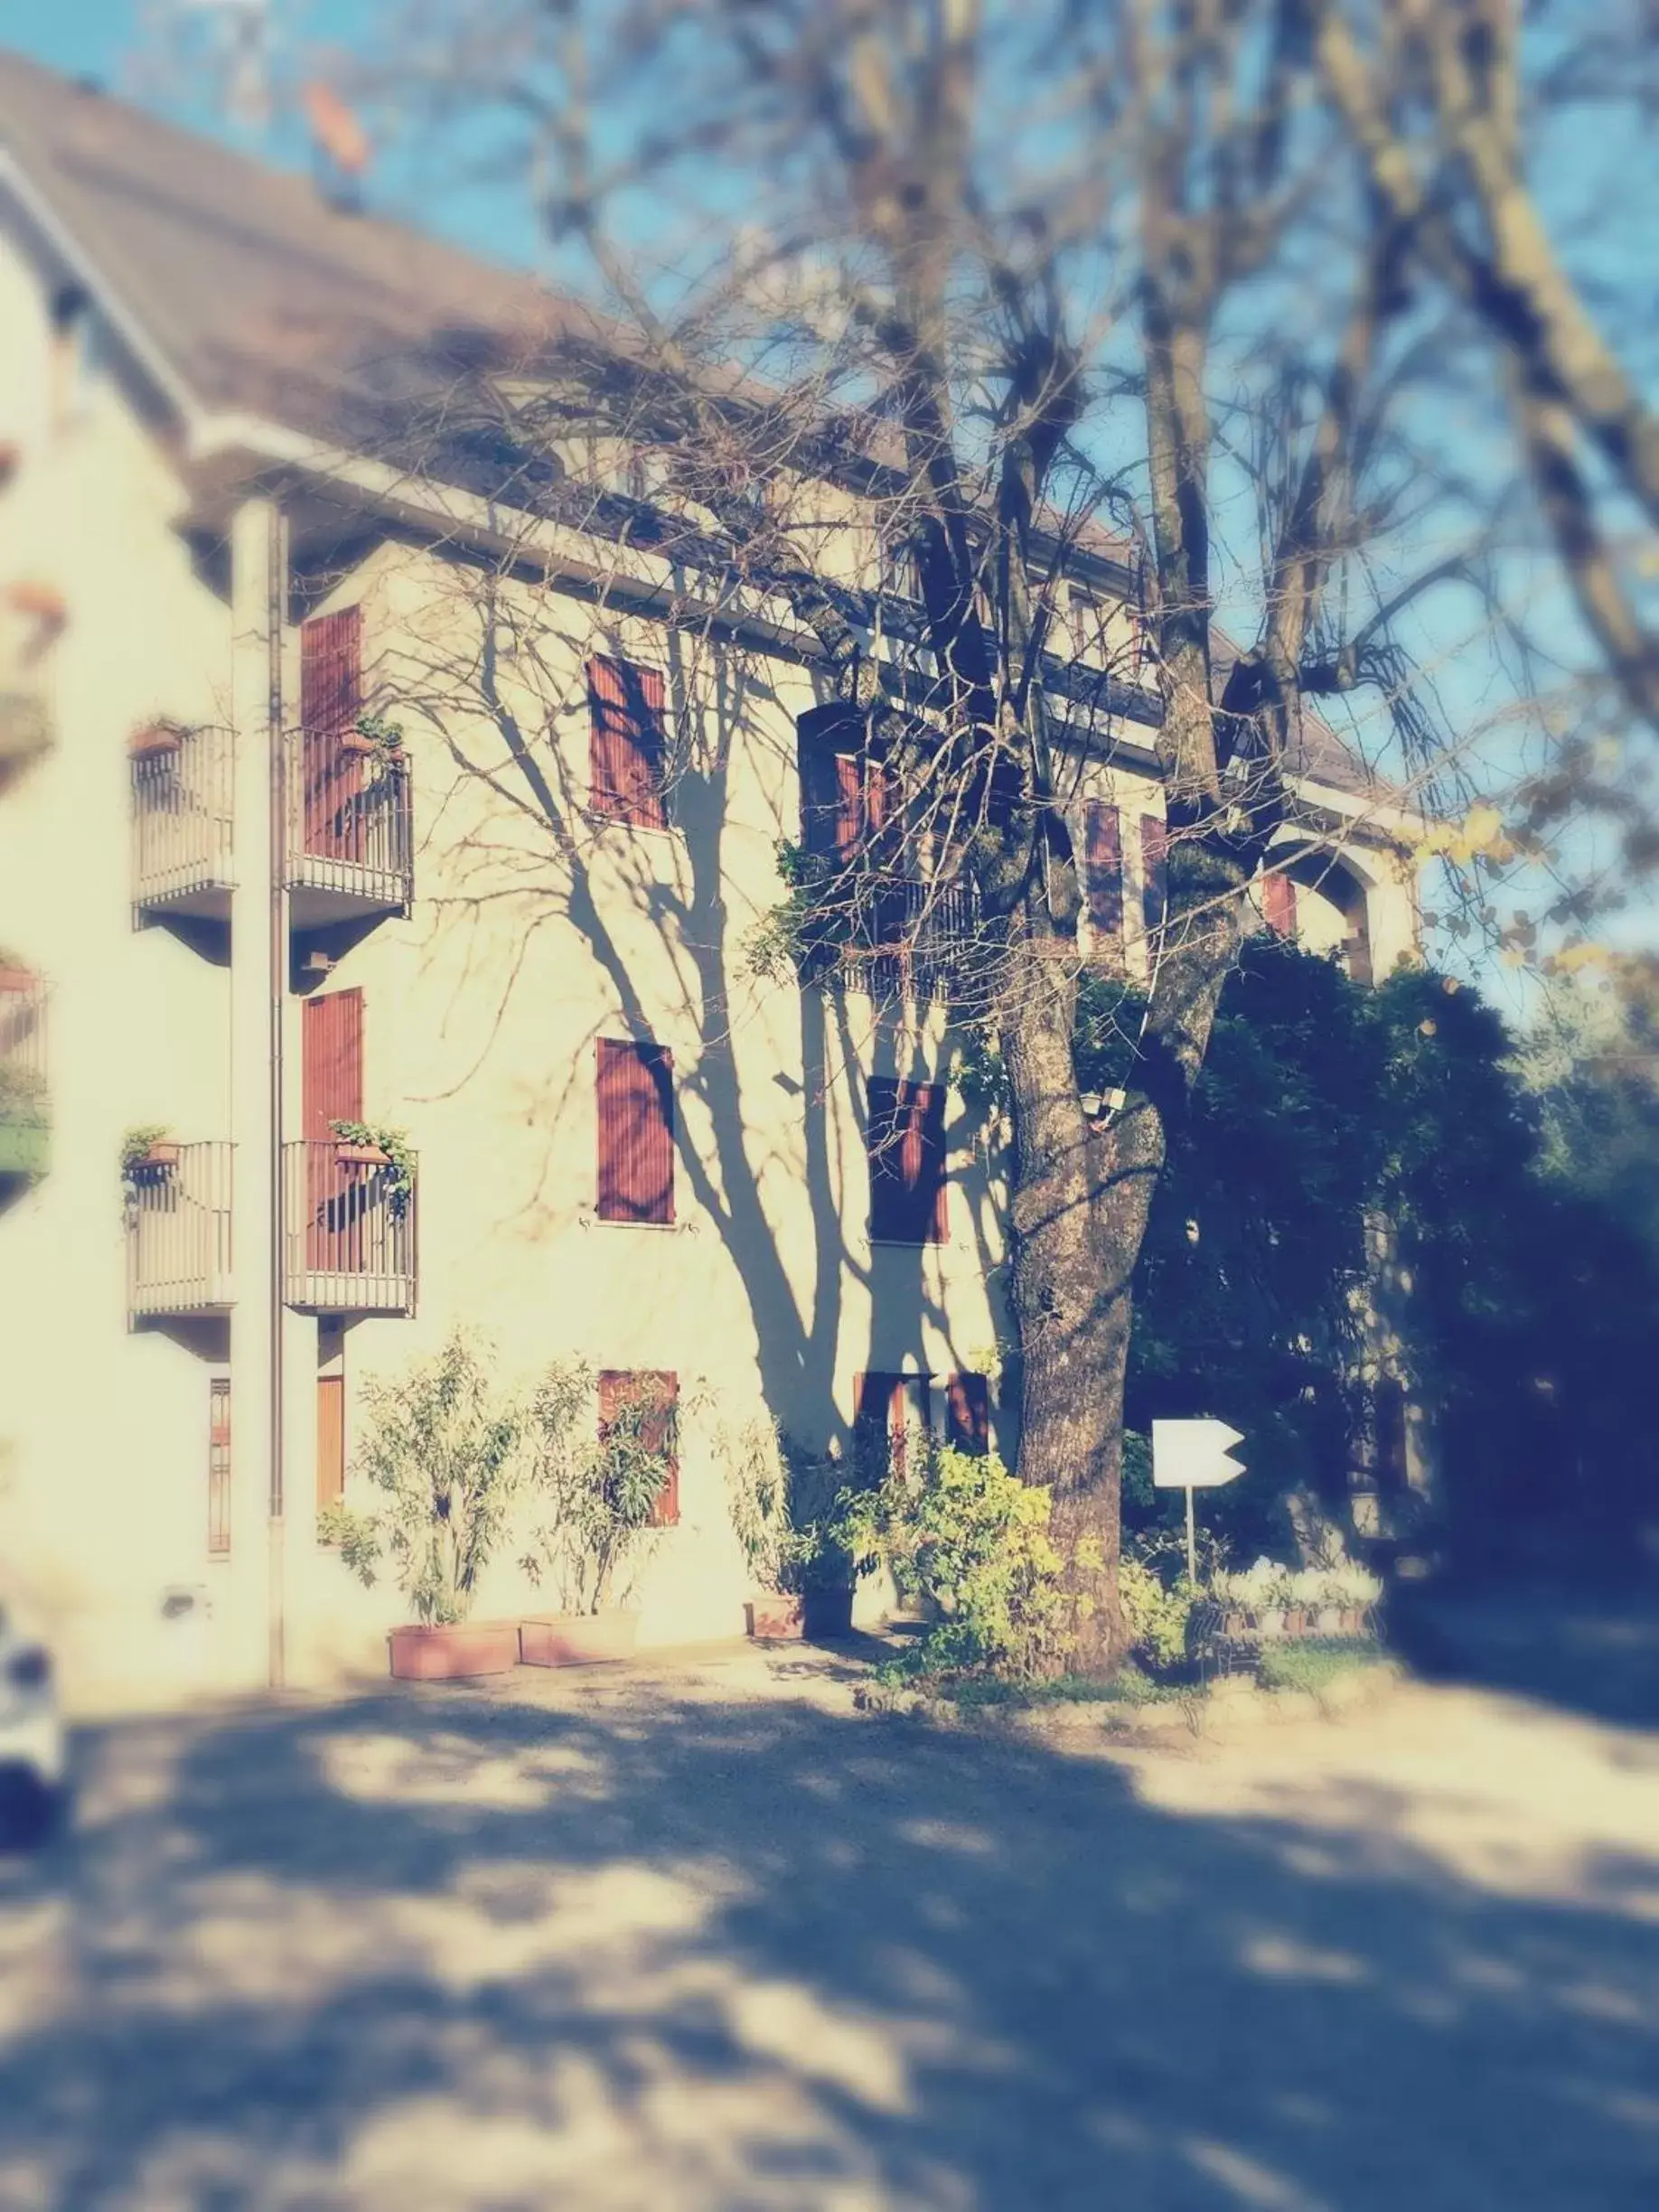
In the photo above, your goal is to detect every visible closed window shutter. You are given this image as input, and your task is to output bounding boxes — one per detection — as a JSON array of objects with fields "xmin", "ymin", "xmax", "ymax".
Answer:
[
  {"xmin": 868, "ymin": 1077, "xmax": 947, "ymax": 1244},
  {"xmin": 1083, "ymin": 801, "xmax": 1123, "ymax": 942},
  {"xmin": 853, "ymin": 1370, "xmax": 929, "ymax": 1476},
  {"xmin": 596, "ymin": 1037, "xmax": 675, "ymax": 1223},
  {"xmin": 208, "ymin": 1377, "xmax": 231, "ymax": 1556},
  {"xmin": 944, "ymin": 1373, "xmax": 990, "ymax": 1455},
  {"xmin": 588, "ymin": 656, "xmax": 668, "ymax": 829},
  {"xmin": 1140, "ymin": 814, "xmax": 1168, "ymax": 938},
  {"xmin": 1263, "ymin": 870, "xmax": 1298, "ymax": 937},
  {"xmin": 302, "ymin": 989, "xmax": 364, "ymax": 1138},
  {"xmin": 598, "ymin": 1369, "xmax": 680, "ymax": 1525},
  {"xmin": 301, "ymin": 609, "xmax": 364, "ymax": 859},
  {"xmin": 301, "ymin": 609, "xmax": 361, "ymax": 736},
  {"xmin": 797, "ymin": 707, "xmax": 887, "ymax": 865},
  {"xmin": 316, "ymin": 1374, "xmax": 345, "ymax": 1514}
]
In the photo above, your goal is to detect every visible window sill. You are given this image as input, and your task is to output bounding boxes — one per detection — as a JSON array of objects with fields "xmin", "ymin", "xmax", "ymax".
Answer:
[
  {"xmin": 594, "ymin": 1215, "xmax": 681, "ymax": 1232},
  {"xmin": 868, "ymin": 1234, "xmax": 946, "ymax": 1251}
]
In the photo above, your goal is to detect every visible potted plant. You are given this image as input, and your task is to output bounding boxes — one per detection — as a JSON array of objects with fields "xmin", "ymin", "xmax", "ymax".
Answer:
[
  {"xmin": 328, "ymin": 1119, "xmax": 416, "ymax": 1217},
  {"xmin": 516, "ymin": 1362, "xmax": 670, "ymax": 1664},
  {"xmin": 121, "ymin": 1124, "xmax": 180, "ymax": 1178},
  {"xmin": 723, "ymin": 1420, "xmax": 853, "ymax": 1638},
  {"xmin": 318, "ymin": 1328, "xmax": 523, "ymax": 1679},
  {"xmin": 344, "ymin": 708, "xmax": 406, "ymax": 763}
]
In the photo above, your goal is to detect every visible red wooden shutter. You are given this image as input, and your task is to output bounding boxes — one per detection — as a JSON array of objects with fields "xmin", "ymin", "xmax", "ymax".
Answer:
[
  {"xmin": 833, "ymin": 751, "xmax": 867, "ymax": 864},
  {"xmin": 1263, "ymin": 869, "xmax": 1298, "ymax": 937},
  {"xmin": 301, "ymin": 609, "xmax": 364, "ymax": 860},
  {"xmin": 944, "ymin": 1373, "xmax": 990, "ymax": 1455},
  {"xmin": 208, "ymin": 1376, "xmax": 231, "ymax": 1556},
  {"xmin": 302, "ymin": 991, "xmax": 365, "ymax": 1272},
  {"xmin": 598, "ymin": 1369, "xmax": 680, "ymax": 1525},
  {"xmin": 316, "ymin": 1374, "xmax": 345, "ymax": 1513},
  {"xmin": 853, "ymin": 1371, "xmax": 929, "ymax": 1476},
  {"xmin": 1083, "ymin": 801, "xmax": 1123, "ymax": 942},
  {"xmin": 588, "ymin": 656, "xmax": 667, "ymax": 829},
  {"xmin": 595, "ymin": 1038, "xmax": 675, "ymax": 1223},
  {"xmin": 1140, "ymin": 814, "xmax": 1168, "ymax": 938},
  {"xmin": 302, "ymin": 990, "xmax": 364, "ymax": 1137},
  {"xmin": 868, "ymin": 1077, "xmax": 946, "ymax": 1244}
]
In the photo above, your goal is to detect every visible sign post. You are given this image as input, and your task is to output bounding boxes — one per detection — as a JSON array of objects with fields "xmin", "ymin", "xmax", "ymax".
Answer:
[{"xmin": 1152, "ymin": 1419, "xmax": 1246, "ymax": 1584}]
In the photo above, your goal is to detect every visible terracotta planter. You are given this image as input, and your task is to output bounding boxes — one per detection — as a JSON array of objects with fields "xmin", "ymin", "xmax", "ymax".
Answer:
[
  {"xmin": 801, "ymin": 1585, "xmax": 855, "ymax": 1640},
  {"xmin": 389, "ymin": 1619, "xmax": 519, "ymax": 1680},
  {"xmin": 338, "ymin": 731, "xmax": 380, "ymax": 757},
  {"xmin": 519, "ymin": 1608, "xmax": 640, "ymax": 1667},
  {"xmin": 0, "ymin": 966, "xmax": 34, "ymax": 994},
  {"xmin": 131, "ymin": 1141, "xmax": 181, "ymax": 1171},
  {"xmin": 334, "ymin": 1141, "xmax": 391, "ymax": 1167},
  {"xmin": 745, "ymin": 1592, "xmax": 806, "ymax": 1641},
  {"xmin": 128, "ymin": 721, "xmax": 184, "ymax": 759},
  {"xmin": 1221, "ymin": 1609, "xmax": 1253, "ymax": 1639}
]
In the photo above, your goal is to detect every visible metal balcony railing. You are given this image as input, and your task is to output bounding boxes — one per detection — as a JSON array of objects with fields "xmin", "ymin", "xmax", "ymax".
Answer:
[
  {"xmin": 833, "ymin": 876, "xmax": 980, "ymax": 1002},
  {"xmin": 285, "ymin": 732, "xmax": 412, "ymax": 926},
  {"xmin": 131, "ymin": 726, "xmax": 235, "ymax": 919},
  {"xmin": 283, "ymin": 1140, "xmax": 417, "ymax": 1315},
  {"xmin": 127, "ymin": 1141, "xmax": 234, "ymax": 1317},
  {"xmin": 0, "ymin": 976, "xmax": 48, "ymax": 1178}
]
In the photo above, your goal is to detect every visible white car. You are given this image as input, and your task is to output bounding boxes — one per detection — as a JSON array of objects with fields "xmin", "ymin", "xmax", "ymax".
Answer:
[{"xmin": 0, "ymin": 1600, "xmax": 65, "ymax": 1843}]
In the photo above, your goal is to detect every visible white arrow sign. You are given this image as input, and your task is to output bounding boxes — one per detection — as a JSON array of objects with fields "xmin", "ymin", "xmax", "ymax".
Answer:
[{"xmin": 1152, "ymin": 1419, "xmax": 1245, "ymax": 1490}]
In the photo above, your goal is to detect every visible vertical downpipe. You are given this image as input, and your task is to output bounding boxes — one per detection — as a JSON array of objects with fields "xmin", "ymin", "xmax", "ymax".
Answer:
[{"xmin": 267, "ymin": 503, "xmax": 287, "ymax": 1689}]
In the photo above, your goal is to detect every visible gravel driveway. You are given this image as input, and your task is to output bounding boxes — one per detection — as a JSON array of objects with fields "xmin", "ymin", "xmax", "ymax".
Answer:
[{"xmin": 2, "ymin": 1626, "xmax": 1656, "ymax": 2210}]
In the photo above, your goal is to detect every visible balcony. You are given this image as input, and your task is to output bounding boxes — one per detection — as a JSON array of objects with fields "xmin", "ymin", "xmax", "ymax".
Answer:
[
  {"xmin": 0, "ymin": 972, "xmax": 48, "ymax": 1179},
  {"xmin": 283, "ymin": 1140, "xmax": 417, "ymax": 1315},
  {"xmin": 832, "ymin": 877, "xmax": 980, "ymax": 1002},
  {"xmin": 285, "ymin": 731, "xmax": 412, "ymax": 930},
  {"xmin": 127, "ymin": 1141, "xmax": 234, "ymax": 1317},
  {"xmin": 131, "ymin": 723, "xmax": 234, "ymax": 923}
]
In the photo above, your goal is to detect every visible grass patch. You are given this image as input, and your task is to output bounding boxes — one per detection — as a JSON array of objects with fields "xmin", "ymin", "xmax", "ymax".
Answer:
[
  {"xmin": 1254, "ymin": 1636, "xmax": 1386, "ymax": 1695},
  {"xmin": 925, "ymin": 1663, "xmax": 1186, "ymax": 1711}
]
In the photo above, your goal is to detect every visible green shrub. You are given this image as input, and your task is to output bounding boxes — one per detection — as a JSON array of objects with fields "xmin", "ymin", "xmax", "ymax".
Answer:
[
  {"xmin": 518, "ymin": 1363, "xmax": 674, "ymax": 1614},
  {"xmin": 320, "ymin": 1328, "xmax": 522, "ymax": 1624},
  {"xmin": 839, "ymin": 1444, "xmax": 1068, "ymax": 1682}
]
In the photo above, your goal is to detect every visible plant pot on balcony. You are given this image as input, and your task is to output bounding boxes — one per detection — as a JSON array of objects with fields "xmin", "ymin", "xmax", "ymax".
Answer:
[
  {"xmin": 334, "ymin": 1142, "xmax": 391, "ymax": 1167},
  {"xmin": 745, "ymin": 1591, "xmax": 806, "ymax": 1641},
  {"xmin": 0, "ymin": 965, "xmax": 34, "ymax": 993},
  {"xmin": 337, "ymin": 731, "xmax": 380, "ymax": 757},
  {"xmin": 134, "ymin": 1141, "xmax": 181, "ymax": 1171},
  {"xmin": 520, "ymin": 1608, "xmax": 640, "ymax": 1667},
  {"xmin": 389, "ymin": 1620, "xmax": 520, "ymax": 1681},
  {"xmin": 128, "ymin": 721, "xmax": 185, "ymax": 760}
]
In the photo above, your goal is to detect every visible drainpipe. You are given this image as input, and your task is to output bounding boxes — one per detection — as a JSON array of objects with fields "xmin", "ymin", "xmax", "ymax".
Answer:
[
  {"xmin": 266, "ymin": 501, "xmax": 286, "ymax": 1689},
  {"xmin": 229, "ymin": 495, "xmax": 288, "ymax": 1692}
]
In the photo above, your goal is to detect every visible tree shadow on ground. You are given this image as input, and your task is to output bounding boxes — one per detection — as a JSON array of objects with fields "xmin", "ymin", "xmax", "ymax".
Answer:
[
  {"xmin": 0, "ymin": 1680, "xmax": 1656, "ymax": 2209},
  {"xmin": 1386, "ymin": 1575, "xmax": 1659, "ymax": 1732}
]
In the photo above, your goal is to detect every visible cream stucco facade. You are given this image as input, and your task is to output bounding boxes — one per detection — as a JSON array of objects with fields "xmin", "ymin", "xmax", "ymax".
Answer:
[{"xmin": 0, "ymin": 98, "xmax": 1420, "ymax": 1711}]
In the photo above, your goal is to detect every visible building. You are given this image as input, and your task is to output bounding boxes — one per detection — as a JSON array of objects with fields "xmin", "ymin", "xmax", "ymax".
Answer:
[{"xmin": 0, "ymin": 52, "xmax": 1421, "ymax": 1707}]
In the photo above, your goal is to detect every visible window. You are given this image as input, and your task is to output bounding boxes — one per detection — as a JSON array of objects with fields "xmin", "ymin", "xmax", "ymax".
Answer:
[
  {"xmin": 855, "ymin": 1371, "xmax": 931, "ymax": 1476},
  {"xmin": 1262, "ymin": 869, "xmax": 1298, "ymax": 938},
  {"xmin": 588, "ymin": 655, "xmax": 668, "ymax": 830},
  {"xmin": 854, "ymin": 1369, "xmax": 989, "ymax": 1471},
  {"xmin": 943, "ymin": 1372, "xmax": 990, "ymax": 1455},
  {"xmin": 317, "ymin": 1373, "xmax": 345, "ymax": 1515},
  {"xmin": 1140, "ymin": 814, "xmax": 1168, "ymax": 941},
  {"xmin": 1083, "ymin": 800, "xmax": 1123, "ymax": 948},
  {"xmin": 208, "ymin": 1377, "xmax": 231, "ymax": 1557},
  {"xmin": 798, "ymin": 707, "xmax": 892, "ymax": 867},
  {"xmin": 867, "ymin": 1076, "xmax": 947, "ymax": 1245},
  {"xmin": 596, "ymin": 1037, "xmax": 675, "ymax": 1224},
  {"xmin": 598, "ymin": 1369, "xmax": 680, "ymax": 1525}
]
